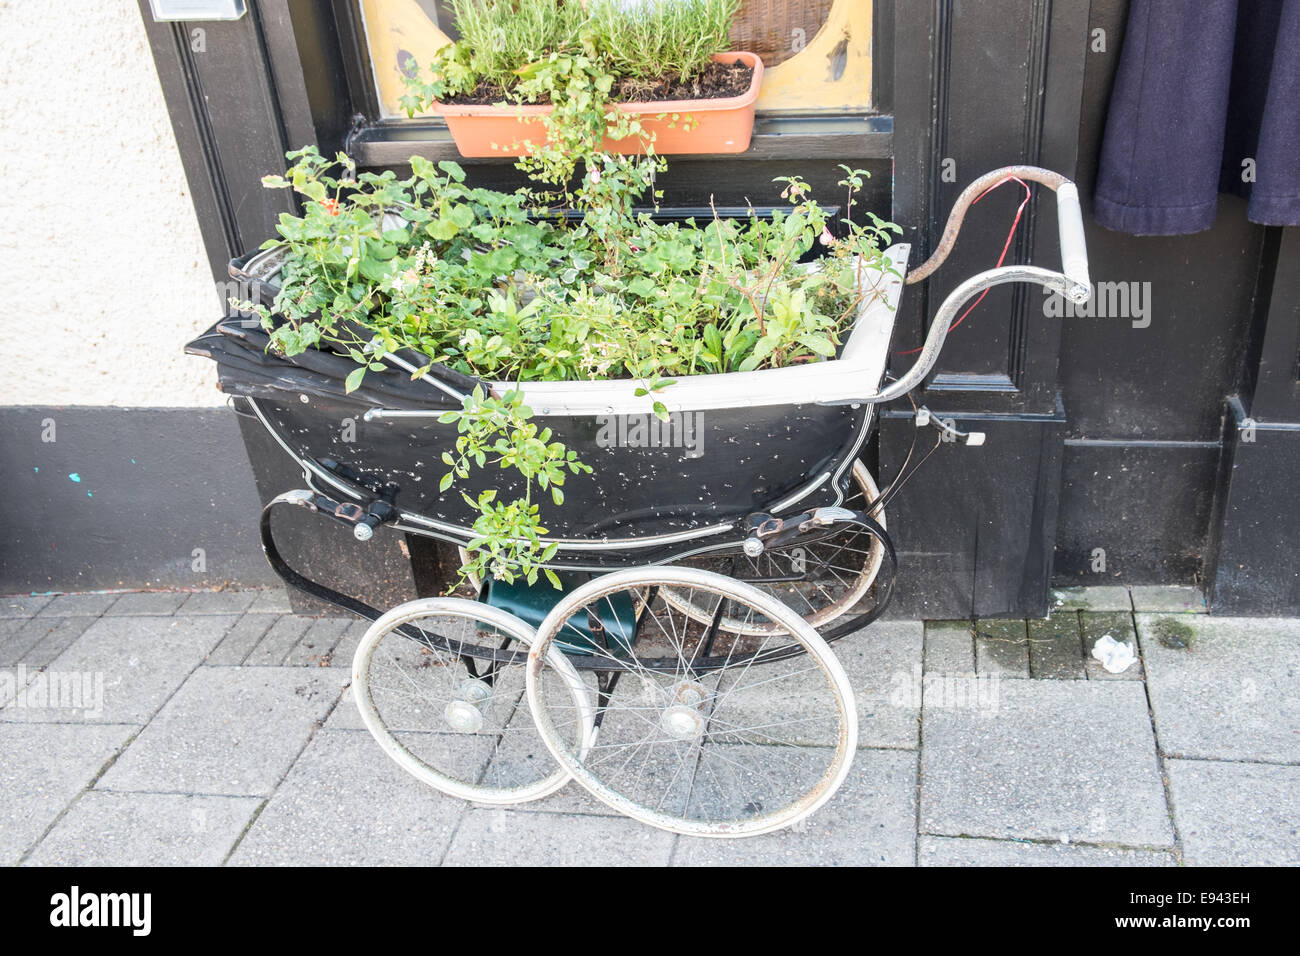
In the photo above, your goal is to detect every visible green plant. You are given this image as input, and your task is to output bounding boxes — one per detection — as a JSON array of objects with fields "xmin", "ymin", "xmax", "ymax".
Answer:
[
  {"xmin": 586, "ymin": 0, "xmax": 739, "ymax": 81},
  {"xmin": 431, "ymin": 0, "xmax": 737, "ymax": 94},
  {"xmin": 438, "ymin": 387, "xmax": 591, "ymax": 587},
  {"xmin": 237, "ymin": 149, "xmax": 898, "ymax": 586},
  {"xmin": 446, "ymin": 0, "xmax": 588, "ymax": 91}
]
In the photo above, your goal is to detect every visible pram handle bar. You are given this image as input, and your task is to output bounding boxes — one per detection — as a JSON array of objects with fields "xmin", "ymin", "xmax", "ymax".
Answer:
[
  {"xmin": 861, "ymin": 165, "xmax": 1092, "ymax": 405},
  {"xmin": 905, "ymin": 165, "xmax": 1090, "ymax": 292}
]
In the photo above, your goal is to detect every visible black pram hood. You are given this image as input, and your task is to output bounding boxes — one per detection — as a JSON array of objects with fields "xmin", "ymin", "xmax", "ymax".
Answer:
[{"xmin": 185, "ymin": 318, "xmax": 480, "ymax": 411}]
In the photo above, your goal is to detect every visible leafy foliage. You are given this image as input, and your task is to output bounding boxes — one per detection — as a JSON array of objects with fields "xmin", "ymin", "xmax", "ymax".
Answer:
[{"xmin": 236, "ymin": 4, "xmax": 900, "ymax": 588}]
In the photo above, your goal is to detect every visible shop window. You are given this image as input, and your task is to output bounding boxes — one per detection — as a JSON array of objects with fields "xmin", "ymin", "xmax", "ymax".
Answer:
[{"xmin": 359, "ymin": 0, "xmax": 872, "ymax": 119}]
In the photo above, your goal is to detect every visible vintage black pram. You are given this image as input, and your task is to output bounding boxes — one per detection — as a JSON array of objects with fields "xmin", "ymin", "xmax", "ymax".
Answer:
[{"xmin": 188, "ymin": 166, "xmax": 1091, "ymax": 837}]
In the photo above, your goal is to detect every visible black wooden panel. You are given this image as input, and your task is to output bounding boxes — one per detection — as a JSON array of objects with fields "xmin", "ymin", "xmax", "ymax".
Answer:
[
  {"xmin": 415, "ymin": 159, "xmax": 896, "ymax": 225},
  {"xmin": 1054, "ymin": 440, "xmax": 1220, "ymax": 584},
  {"xmin": 919, "ymin": 0, "xmax": 1044, "ymax": 392},
  {"xmin": 1250, "ymin": 230, "xmax": 1300, "ymax": 422},
  {"xmin": 1210, "ymin": 408, "xmax": 1300, "ymax": 614},
  {"xmin": 137, "ymin": 2, "xmax": 299, "ymax": 273},
  {"xmin": 878, "ymin": 402, "xmax": 1066, "ymax": 619}
]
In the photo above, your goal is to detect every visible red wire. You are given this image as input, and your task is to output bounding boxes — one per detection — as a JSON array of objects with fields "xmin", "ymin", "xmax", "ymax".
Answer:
[{"xmin": 896, "ymin": 175, "xmax": 1032, "ymax": 356}]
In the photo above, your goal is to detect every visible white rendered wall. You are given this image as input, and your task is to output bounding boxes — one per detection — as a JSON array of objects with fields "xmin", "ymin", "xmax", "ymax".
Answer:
[{"xmin": 0, "ymin": 2, "xmax": 223, "ymax": 407}]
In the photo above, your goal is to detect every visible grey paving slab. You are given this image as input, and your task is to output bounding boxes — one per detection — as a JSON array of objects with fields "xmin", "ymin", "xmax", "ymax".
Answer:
[
  {"xmin": 834, "ymin": 620, "xmax": 923, "ymax": 748},
  {"xmin": 97, "ymin": 666, "xmax": 348, "ymax": 796},
  {"xmin": 104, "ymin": 591, "xmax": 187, "ymax": 616},
  {"xmin": 0, "ymin": 722, "xmax": 136, "ymax": 865},
  {"xmin": 18, "ymin": 617, "xmax": 97, "ymax": 668},
  {"xmin": 2, "ymin": 617, "xmax": 82, "ymax": 667},
  {"xmin": 0, "ymin": 615, "xmax": 234, "ymax": 724},
  {"xmin": 178, "ymin": 590, "xmax": 259, "ymax": 616},
  {"xmin": 674, "ymin": 748, "xmax": 916, "ymax": 865},
  {"xmin": 245, "ymin": 589, "xmax": 293, "ymax": 614},
  {"xmin": 205, "ymin": 614, "xmax": 276, "ymax": 666},
  {"xmin": 1, "ymin": 594, "xmax": 53, "ymax": 618},
  {"xmin": 918, "ymin": 835, "xmax": 1176, "ymax": 866},
  {"xmin": 229, "ymin": 729, "xmax": 465, "ymax": 866},
  {"xmin": 245, "ymin": 616, "xmax": 312, "ymax": 666},
  {"xmin": 924, "ymin": 620, "xmax": 974, "ymax": 675},
  {"xmin": 1027, "ymin": 614, "xmax": 1086, "ymax": 680},
  {"xmin": 444, "ymin": 807, "xmax": 675, "ymax": 866},
  {"xmin": 285, "ymin": 618, "xmax": 353, "ymax": 667},
  {"xmin": 323, "ymin": 683, "xmax": 365, "ymax": 730},
  {"xmin": 37, "ymin": 593, "xmax": 120, "ymax": 617},
  {"xmin": 974, "ymin": 619, "xmax": 1029, "ymax": 677},
  {"xmin": 1167, "ymin": 759, "xmax": 1300, "ymax": 866},
  {"xmin": 25, "ymin": 791, "xmax": 261, "ymax": 866},
  {"xmin": 1050, "ymin": 586, "xmax": 1132, "ymax": 612},
  {"xmin": 327, "ymin": 621, "xmax": 369, "ymax": 668},
  {"xmin": 1138, "ymin": 615, "xmax": 1300, "ymax": 763},
  {"xmin": 1080, "ymin": 611, "xmax": 1144, "ymax": 680},
  {"xmin": 920, "ymin": 680, "xmax": 1173, "ymax": 846},
  {"xmin": 1130, "ymin": 585, "xmax": 1207, "ymax": 614},
  {"xmin": 502, "ymin": 778, "xmax": 622, "ymax": 816},
  {"xmin": 323, "ymin": 685, "xmax": 605, "ymax": 820}
]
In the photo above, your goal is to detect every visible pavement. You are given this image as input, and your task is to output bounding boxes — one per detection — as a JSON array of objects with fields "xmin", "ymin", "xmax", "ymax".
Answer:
[{"xmin": 1, "ymin": 584, "xmax": 1296, "ymax": 866}]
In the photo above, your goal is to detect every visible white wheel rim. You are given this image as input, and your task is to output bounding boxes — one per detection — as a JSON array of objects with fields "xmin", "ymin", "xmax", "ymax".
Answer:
[
  {"xmin": 662, "ymin": 460, "xmax": 886, "ymax": 635},
  {"xmin": 525, "ymin": 567, "xmax": 857, "ymax": 837},
  {"xmin": 354, "ymin": 597, "xmax": 594, "ymax": 805}
]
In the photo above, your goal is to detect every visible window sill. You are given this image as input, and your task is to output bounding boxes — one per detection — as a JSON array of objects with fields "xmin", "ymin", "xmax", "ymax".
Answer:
[{"xmin": 349, "ymin": 113, "xmax": 892, "ymax": 167}]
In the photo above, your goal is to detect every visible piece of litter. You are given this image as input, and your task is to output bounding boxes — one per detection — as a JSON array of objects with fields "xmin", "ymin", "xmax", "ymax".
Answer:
[
  {"xmin": 1091, "ymin": 634, "xmax": 1136, "ymax": 674},
  {"xmin": 68, "ymin": 473, "xmax": 81, "ymax": 482}
]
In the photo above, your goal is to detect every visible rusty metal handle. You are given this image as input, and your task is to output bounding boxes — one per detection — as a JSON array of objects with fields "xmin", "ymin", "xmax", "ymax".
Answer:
[
  {"xmin": 905, "ymin": 165, "xmax": 1088, "ymax": 297},
  {"xmin": 850, "ymin": 167, "xmax": 1095, "ymax": 405}
]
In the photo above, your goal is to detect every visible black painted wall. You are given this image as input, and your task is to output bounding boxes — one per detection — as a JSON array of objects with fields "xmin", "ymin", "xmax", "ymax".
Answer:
[
  {"xmin": 0, "ymin": 408, "xmax": 270, "ymax": 593},
  {"xmin": 1054, "ymin": 0, "xmax": 1273, "ymax": 587}
]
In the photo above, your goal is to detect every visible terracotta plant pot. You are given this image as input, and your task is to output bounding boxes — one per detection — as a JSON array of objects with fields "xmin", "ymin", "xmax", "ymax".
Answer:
[{"xmin": 437, "ymin": 51, "xmax": 763, "ymax": 158}]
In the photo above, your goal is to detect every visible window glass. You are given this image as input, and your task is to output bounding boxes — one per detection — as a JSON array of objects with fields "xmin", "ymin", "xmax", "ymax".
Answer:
[{"xmin": 360, "ymin": 0, "xmax": 872, "ymax": 119}]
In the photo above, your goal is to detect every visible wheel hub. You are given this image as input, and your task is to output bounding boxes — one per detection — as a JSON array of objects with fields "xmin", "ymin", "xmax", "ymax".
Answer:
[
  {"xmin": 672, "ymin": 680, "xmax": 708, "ymax": 708},
  {"xmin": 444, "ymin": 699, "xmax": 485, "ymax": 733},
  {"xmin": 661, "ymin": 704, "xmax": 705, "ymax": 740},
  {"xmin": 459, "ymin": 678, "xmax": 493, "ymax": 705}
]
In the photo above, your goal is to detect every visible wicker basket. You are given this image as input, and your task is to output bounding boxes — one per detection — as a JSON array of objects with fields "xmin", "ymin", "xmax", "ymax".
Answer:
[{"xmin": 729, "ymin": 0, "xmax": 836, "ymax": 65}]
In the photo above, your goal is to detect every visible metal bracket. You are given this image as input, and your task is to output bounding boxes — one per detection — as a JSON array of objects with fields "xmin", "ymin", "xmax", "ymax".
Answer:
[{"xmin": 916, "ymin": 406, "xmax": 986, "ymax": 446}]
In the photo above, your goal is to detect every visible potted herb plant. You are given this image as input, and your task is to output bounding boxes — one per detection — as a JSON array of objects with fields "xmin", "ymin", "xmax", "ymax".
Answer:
[{"xmin": 401, "ymin": 0, "xmax": 763, "ymax": 157}]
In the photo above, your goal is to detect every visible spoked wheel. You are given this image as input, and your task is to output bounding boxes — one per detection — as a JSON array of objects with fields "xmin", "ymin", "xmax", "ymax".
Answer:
[
  {"xmin": 353, "ymin": 598, "xmax": 593, "ymax": 805},
  {"xmin": 663, "ymin": 459, "xmax": 886, "ymax": 636},
  {"xmin": 525, "ymin": 567, "xmax": 857, "ymax": 837}
]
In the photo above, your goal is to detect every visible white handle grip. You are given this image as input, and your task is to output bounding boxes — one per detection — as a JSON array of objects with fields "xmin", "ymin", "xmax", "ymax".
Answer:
[{"xmin": 1055, "ymin": 182, "xmax": 1091, "ymax": 301}]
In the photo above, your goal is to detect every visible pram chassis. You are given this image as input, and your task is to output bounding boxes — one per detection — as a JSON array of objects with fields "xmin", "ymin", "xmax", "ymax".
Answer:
[{"xmin": 204, "ymin": 165, "xmax": 1091, "ymax": 836}]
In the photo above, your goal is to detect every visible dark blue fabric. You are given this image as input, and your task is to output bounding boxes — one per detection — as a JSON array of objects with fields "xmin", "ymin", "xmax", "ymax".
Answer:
[{"xmin": 1095, "ymin": 0, "xmax": 1300, "ymax": 235}]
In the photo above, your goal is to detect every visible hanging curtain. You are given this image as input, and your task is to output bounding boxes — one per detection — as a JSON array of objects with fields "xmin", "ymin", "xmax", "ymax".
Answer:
[{"xmin": 1094, "ymin": 0, "xmax": 1300, "ymax": 235}]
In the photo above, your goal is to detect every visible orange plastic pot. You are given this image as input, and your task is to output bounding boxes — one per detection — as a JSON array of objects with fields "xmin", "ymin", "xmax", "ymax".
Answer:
[{"xmin": 436, "ymin": 51, "xmax": 763, "ymax": 158}]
